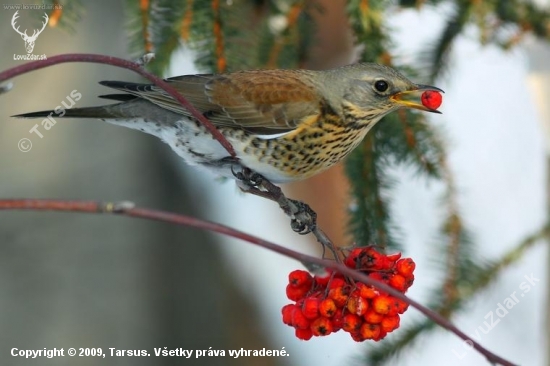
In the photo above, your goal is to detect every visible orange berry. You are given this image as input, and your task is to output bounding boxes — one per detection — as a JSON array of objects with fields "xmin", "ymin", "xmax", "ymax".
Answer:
[
  {"xmin": 385, "ymin": 252, "xmax": 402, "ymax": 262},
  {"xmin": 295, "ymin": 328, "xmax": 313, "ymax": 341},
  {"xmin": 347, "ymin": 295, "xmax": 369, "ymax": 316},
  {"xmin": 364, "ymin": 309, "xmax": 385, "ymax": 324},
  {"xmin": 286, "ymin": 284, "xmax": 309, "ymax": 301},
  {"xmin": 291, "ymin": 309, "xmax": 311, "ymax": 330},
  {"xmin": 396, "ymin": 258, "xmax": 415, "ymax": 277},
  {"xmin": 350, "ymin": 331, "xmax": 366, "ymax": 342},
  {"xmin": 383, "ymin": 296, "xmax": 410, "ymax": 316},
  {"xmin": 332, "ymin": 308, "xmax": 344, "ymax": 331},
  {"xmin": 369, "ymin": 271, "xmax": 391, "ymax": 284},
  {"xmin": 389, "ymin": 274, "xmax": 407, "ymax": 292},
  {"xmin": 282, "ymin": 304, "xmax": 297, "ymax": 325},
  {"xmin": 319, "ymin": 298, "xmax": 337, "ymax": 317},
  {"xmin": 328, "ymin": 286, "xmax": 349, "ymax": 307},
  {"xmin": 314, "ymin": 270, "xmax": 332, "ymax": 286},
  {"xmin": 344, "ymin": 248, "xmax": 364, "ymax": 269},
  {"xmin": 394, "ymin": 298, "xmax": 409, "ymax": 314},
  {"xmin": 404, "ymin": 274, "xmax": 415, "ymax": 290},
  {"xmin": 310, "ymin": 317, "xmax": 334, "ymax": 336},
  {"xmin": 302, "ymin": 297, "xmax": 320, "ymax": 320},
  {"xmin": 328, "ymin": 277, "xmax": 346, "ymax": 290},
  {"xmin": 372, "ymin": 295, "xmax": 392, "ymax": 315},
  {"xmin": 360, "ymin": 323, "xmax": 381, "ymax": 340},
  {"xmin": 375, "ymin": 329, "xmax": 388, "ymax": 341},
  {"xmin": 342, "ymin": 313, "xmax": 362, "ymax": 333},
  {"xmin": 288, "ymin": 270, "xmax": 313, "ymax": 288},
  {"xmin": 365, "ymin": 246, "xmax": 390, "ymax": 270},
  {"xmin": 381, "ymin": 315, "xmax": 400, "ymax": 333},
  {"xmin": 385, "ymin": 297, "xmax": 405, "ymax": 316},
  {"xmin": 356, "ymin": 283, "xmax": 377, "ymax": 299},
  {"xmin": 376, "ymin": 257, "xmax": 394, "ymax": 270}
]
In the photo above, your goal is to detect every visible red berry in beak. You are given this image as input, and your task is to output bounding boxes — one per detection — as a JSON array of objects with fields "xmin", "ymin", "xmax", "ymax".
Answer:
[{"xmin": 421, "ymin": 90, "xmax": 442, "ymax": 110}]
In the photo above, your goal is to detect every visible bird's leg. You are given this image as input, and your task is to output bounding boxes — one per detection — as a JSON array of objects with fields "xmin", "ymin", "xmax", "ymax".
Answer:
[
  {"xmin": 256, "ymin": 180, "xmax": 340, "ymax": 262},
  {"xmin": 230, "ymin": 163, "xmax": 318, "ymax": 234},
  {"xmin": 230, "ymin": 162, "xmax": 339, "ymax": 261},
  {"xmin": 249, "ymin": 173, "xmax": 318, "ymax": 236}
]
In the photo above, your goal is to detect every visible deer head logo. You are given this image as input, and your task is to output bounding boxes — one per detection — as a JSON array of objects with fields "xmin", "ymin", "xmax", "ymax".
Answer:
[{"xmin": 11, "ymin": 11, "xmax": 48, "ymax": 54}]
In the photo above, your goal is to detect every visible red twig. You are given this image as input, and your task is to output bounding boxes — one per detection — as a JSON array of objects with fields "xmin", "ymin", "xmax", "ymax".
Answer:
[
  {"xmin": 0, "ymin": 53, "xmax": 236, "ymax": 157},
  {"xmin": 0, "ymin": 198, "xmax": 516, "ymax": 366}
]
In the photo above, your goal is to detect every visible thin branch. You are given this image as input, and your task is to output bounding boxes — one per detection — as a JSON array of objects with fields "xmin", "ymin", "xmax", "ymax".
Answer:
[
  {"xmin": 460, "ymin": 221, "xmax": 550, "ymax": 299},
  {"xmin": 0, "ymin": 198, "xmax": 517, "ymax": 366},
  {"xmin": 0, "ymin": 53, "xmax": 236, "ymax": 157}
]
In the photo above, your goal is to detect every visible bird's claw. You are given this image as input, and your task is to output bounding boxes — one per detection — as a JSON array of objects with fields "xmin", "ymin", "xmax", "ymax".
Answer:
[
  {"xmin": 289, "ymin": 199, "xmax": 317, "ymax": 235},
  {"xmin": 232, "ymin": 165, "xmax": 264, "ymax": 189},
  {"xmin": 230, "ymin": 165, "xmax": 317, "ymax": 235}
]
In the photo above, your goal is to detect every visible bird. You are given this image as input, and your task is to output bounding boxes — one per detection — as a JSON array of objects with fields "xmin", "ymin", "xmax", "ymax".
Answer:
[{"xmin": 14, "ymin": 63, "xmax": 442, "ymax": 183}]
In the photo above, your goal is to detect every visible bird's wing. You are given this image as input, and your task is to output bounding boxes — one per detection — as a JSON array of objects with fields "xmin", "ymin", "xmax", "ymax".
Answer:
[{"xmin": 100, "ymin": 70, "xmax": 322, "ymax": 135}]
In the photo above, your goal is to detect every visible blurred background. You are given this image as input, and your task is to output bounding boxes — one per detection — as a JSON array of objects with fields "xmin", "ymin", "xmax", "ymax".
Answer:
[{"xmin": 0, "ymin": 0, "xmax": 549, "ymax": 365}]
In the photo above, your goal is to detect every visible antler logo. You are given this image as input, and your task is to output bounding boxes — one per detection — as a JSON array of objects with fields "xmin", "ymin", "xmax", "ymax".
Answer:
[{"xmin": 11, "ymin": 11, "xmax": 48, "ymax": 54}]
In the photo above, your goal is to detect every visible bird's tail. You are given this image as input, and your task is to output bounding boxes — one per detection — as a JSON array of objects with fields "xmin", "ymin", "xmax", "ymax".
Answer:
[
  {"xmin": 12, "ymin": 105, "xmax": 123, "ymax": 119},
  {"xmin": 12, "ymin": 92, "xmax": 138, "ymax": 119}
]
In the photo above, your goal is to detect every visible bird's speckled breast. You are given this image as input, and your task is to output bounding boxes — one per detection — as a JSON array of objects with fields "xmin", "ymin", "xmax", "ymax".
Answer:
[{"xmin": 224, "ymin": 104, "xmax": 373, "ymax": 180}]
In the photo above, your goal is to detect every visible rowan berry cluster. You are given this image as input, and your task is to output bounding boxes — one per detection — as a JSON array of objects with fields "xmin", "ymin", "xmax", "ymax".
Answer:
[{"xmin": 281, "ymin": 246, "xmax": 415, "ymax": 342}]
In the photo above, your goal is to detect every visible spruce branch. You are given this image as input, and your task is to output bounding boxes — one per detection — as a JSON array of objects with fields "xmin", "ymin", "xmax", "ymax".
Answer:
[
  {"xmin": 394, "ymin": 110, "xmax": 442, "ymax": 177},
  {"xmin": 47, "ymin": 1, "xmax": 63, "ymax": 27},
  {"xmin": 438, "ymin": 157, "xmax": 468, "ymax": 313},
  {"xmin": 422, "ymin": 1, "xmax": 471, "ymax": 82},
  {"xmin": 211, "ymin": 0, "xmax": 227, "ymax": 72},
  {"xmin": 266, "ymin": 1, "xmax": 305, "ymax": 68},
  {"xmin": 139, "ymin": 0, "xmax": 154, "ymax": 53},
  {"xmin": 180, "ymin": 0, "xmax": 194, "ymax": 41},
  {"xmin": 146, "ymin": 0, "xmax": 186, "ymax": 75},
  {"xmin": 42, "ymin": 0, "xmax": 83, "ymax": 31},
  {"xmin": 346, "ymin": 133, "xmax": 398, "ymax": 250},
  {"xmin": 416, "ymin": 0, "xmax": 550, "ymax": 81},
  {"xmin": 0, "ymin": 198, "xmax": 519, "ymax": 366}
]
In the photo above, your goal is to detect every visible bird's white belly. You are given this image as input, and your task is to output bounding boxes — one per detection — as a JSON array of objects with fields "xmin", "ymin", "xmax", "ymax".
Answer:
[{"xmin": 102, "ymin": 117, "xmax": 295, "ymax": 182}]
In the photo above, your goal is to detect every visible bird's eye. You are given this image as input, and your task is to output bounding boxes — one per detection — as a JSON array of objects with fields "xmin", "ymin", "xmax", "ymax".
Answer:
[{"xmin": 374, "ymin": 80, "xmax": 389, "ymax": 93}]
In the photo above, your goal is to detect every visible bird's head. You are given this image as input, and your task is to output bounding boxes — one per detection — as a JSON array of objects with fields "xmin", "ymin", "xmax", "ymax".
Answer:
[{"xmin": 324, "ymin": 63, "xmax": 443, "ymax": 126}]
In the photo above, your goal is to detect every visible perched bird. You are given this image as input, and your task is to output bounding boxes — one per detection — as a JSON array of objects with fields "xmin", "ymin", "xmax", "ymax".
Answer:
[{"xmin": 14, "ymin": 63, "xmax": 442, "ymax": 183}]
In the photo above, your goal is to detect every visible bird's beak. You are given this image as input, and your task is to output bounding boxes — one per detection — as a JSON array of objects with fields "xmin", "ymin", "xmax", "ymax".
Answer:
[{"xmin": 390, "ymin": 84, "xmax": 444, "ymax": 114}]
